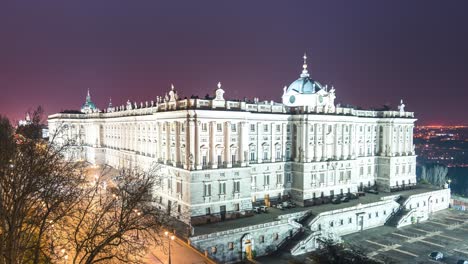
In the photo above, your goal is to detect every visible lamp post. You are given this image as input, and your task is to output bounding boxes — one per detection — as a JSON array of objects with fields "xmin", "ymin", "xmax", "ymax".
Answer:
[{"xmin": 164, "ymin": 231, "xmax": 175, "ymax": 264}]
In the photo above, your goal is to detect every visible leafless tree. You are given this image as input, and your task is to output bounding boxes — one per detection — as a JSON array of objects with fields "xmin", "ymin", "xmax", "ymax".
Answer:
[
  {"xmin": 419, "ymin": 163, "xmax": 448, "ymax": 187},
  {"xmin": 0, "ymin": 108, "xmax": 85, "ymax": 264},
  {"xmin": 52, "ymin": 165, "xmax": 170, "ymax": 264},
  {"xmin": 1, "ymin": 108, "xmax": 177, "ymax": 264}
]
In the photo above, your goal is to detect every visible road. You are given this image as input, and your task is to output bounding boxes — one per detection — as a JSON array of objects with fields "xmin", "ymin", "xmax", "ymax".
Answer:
[{"xmin": 145, "ymin": 236, "xmax": 211, "ymax": 264}]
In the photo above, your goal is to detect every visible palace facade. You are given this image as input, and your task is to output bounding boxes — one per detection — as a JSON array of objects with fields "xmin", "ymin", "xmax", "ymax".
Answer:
[{"xmin": 48, "ymin": 55, "xmax": 418, "ymax": 225}]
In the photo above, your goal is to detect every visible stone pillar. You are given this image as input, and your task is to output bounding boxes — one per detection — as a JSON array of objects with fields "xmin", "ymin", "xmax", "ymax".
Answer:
[
  {"xmin": 303, "ymin": 121, "xmax": 308, "ymax": 162},
  {"xmin": 188, "ymin": 119, "xmax": 196, "ymax": 170},
  {"xmin": 257, "ymin": 122, "xmax": 261, "ymax": 163},
  {"xmin": 225, "ymin": 121, "xmax": 232, "ymax": 168},
  {"xmin": 282, "ymin": 123, "xmax": 287, "ymax": 162},
  {"xmin": 195, "ymin": 121, "xmax": 201, "ymax": 170},
  {"xmin": 314, "ymin": 123, "xmax": 319, "ymax": 161},
  {"xmin": 322, "ymin": 123, "xmax": 327, "ymax": 161},
  {"xmin": 166, "ymin": 122, "xmax": 170, "ymax": 163},
  {"xmin": 349, "ymin": 124, "xmax": 354, "ymax": 159},
  {"xmin": 175, "ymin": 122, "xmax": 181, "ymax": 165},
  {"xmin": 210, "ymin": 122, "xmax": 217, "ymax": 169},
  {"xmin": 270, "ymin": 123, "xmax": 275, "ymax": 162},
  {"xmin": 239, "ymin": 122, "xmax": 248, "ymax": 166}
]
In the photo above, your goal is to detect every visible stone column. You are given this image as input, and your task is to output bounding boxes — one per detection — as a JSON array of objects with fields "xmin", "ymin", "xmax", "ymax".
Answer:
[
  {"xmin": 270, "ymin": 123, "xmax": 275, "ymax": 162},
  {"xmin": 210, "ymin": 121, "xmax": 217, "ymax": 169},
  {"xmin": 225, "ymin": 121, "xmax": 232, "ymax": 168},
  {"xmin": 333, "ymin": 123, "xmax": 338, "ymax": 160},
  {"xmin": 188, "ymin": 119, "xmax": 196, "ymax": 170},
  {"xmin": 282, "ymin": 123, "xmax": 287, "ymax": 161},
  {"xmin": 257, "ymin": 122, "xmax": 261, "ymax": 163},
  {"xmin": 195, "ymin": 120, "xmax": 201, "ymax": 170},
  {"xmin": 314, "ymin": 123, "xmax": 319, "ymax": 161},
  {"xmin": 166, "ymin": 122, "xmax": 170, "ymax": 163},
  {"xmin": 175, "ymin": 122, "xmax": 181, "ymax": 166},
  {"xmin": 240, "ymin": 122, "xmax": 248, "ymax": 166},
  {"xmin": 322, "ymin": 123, "xmax": 327, "ymax": 161},
  {"xmin": 303, "ymin": 121, "xmax": 308, "ymax": 162},
  {"xmin": 349, "ymin": 124, "xmax": 354, "ymax": 159}
]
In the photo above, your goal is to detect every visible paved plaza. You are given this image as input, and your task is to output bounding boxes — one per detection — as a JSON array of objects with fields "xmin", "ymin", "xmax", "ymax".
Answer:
[{"xmin": 344, "ymin": 209, "xmax": 468, "ymax": 264}]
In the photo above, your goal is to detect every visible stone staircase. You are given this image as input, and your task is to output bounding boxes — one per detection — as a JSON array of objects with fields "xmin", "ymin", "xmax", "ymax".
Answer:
[
  {"xmin": 279, "ymin": 228, "xmax": 313, "ymax": 252},
  {"xmin": 276, "ymin": 212, "xmax": 316, "ymax": 253},
  {"xmin": 385, "ymin": 195, "xmax": 409, "ymax": 227},
  {"xmin": 386, "ymin": 208, "xmax": 410, "ymax": 227}
]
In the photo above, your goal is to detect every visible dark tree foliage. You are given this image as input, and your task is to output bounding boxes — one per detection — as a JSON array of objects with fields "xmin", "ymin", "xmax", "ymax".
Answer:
[{"xmin": 16, "ymin": 106, "xmax": 45, "ymax": 140}]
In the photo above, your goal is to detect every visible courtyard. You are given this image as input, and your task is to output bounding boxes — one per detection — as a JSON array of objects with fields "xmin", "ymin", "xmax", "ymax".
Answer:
[{"xmin": 344, "ymin": 209, "xmax": 468, "ymax": 263}]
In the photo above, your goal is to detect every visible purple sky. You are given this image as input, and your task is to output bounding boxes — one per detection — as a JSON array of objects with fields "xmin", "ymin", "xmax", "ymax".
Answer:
[{"xmin": 1, "ymin": 1, "xmax": 467, "ymax": 125}]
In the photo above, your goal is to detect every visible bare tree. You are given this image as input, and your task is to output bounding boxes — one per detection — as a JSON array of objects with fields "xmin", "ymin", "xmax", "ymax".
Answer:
[
  {"xmin": 0, "ymin": 108, "xmax": 85, "ymax": 264},
  {"xmin": 52, "ymin": 165, "xmax": 169, "ymax": 264},
  {"xmin": 418, "ymin": 163, "xmax": 448, "ymax": 187},
  {"xmin": 1, "ymin": 108, "xmax": 176, "ymax": 264}
]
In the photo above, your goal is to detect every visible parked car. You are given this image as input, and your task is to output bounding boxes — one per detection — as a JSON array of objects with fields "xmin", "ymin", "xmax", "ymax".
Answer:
[
  {"xmin": 260, "ymin": 205, "xmax": 268, "ymax": 213},
  {"xmin": 429, "ymin": 251, "xmax": 444, "ymax": 261},
  {"xmin": 253, "ymin": 206, "xmax": 261, "ymax": 214},
  {"xmin": 346, "ymin": 193, "xmax": 358, "ymax": 200},
  {"xmin": 331, "ymin": 197, "xmax": 341, "ymax": 204},
  {"xmin": 340, "ymin": 196, "xmax": 350, "ymax": 203},
  {"xmin": 366, "ymin": 189, "xmax": 379, "ymax": 195},
  {"xmin": 457, "ymin": 259, "xmax": 468, "ymax": 264}
]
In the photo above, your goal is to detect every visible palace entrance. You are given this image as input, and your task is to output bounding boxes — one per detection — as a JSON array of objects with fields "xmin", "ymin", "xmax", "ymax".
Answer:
[{"xmin": 241, "ymin": 234, "xmax": 255, "ymax": 260}]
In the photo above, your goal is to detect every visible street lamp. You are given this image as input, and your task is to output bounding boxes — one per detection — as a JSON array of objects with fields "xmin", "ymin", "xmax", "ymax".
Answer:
[{"xmin": 164, "ymin": 231, "xmax": 175, "ymax": 264}]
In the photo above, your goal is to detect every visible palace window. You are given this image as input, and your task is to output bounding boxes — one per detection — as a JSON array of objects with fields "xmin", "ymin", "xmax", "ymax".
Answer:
[
  {"xmin": 264, "ymin": 175, "xmax": 270, "ymax": 186},
  {"xmin": 263, "ymin": 124, "xmax": 268, "ymax": 132},
  {"xmin": 231, "ymin": 123, "xmax": 236, "ymax": 132},
  {"xmin": 204, "ymin": 183, "xmax": 211, "ymax": 197},
  {"xmin": 176, "ymin": 181, "xmax": 182, "ymax": 194},
  {"xmin": 276, "ymin": 124, "xmax": 281, "ymax": 132},
  {"xmin": 217, "ymin": 123, "xmax": 222, "ymax": 132},
  {"xmin": 202, "ymin": 123, "xmax": 207, "ymax": 132},
  {"xmin": 219, "ymin": 182, "xmax": 226, "ymax": 195},
  {"xmin": 286, "ymin": 173, "xmax": 292, "ymax": 183},
  {"xmin": 167, "ymin": 178, "xmax": 172, "ymax": 190},
  {"xmin": 233, "ymin": 181, "xmax": 240, "ymax": 193},
  {"xmin": 250, "ymin": 124, "xmax": 255, "ymax": 132},
  {"xmin": 276, "ymin": 174, "xmax": 283, "ymax": 185}
]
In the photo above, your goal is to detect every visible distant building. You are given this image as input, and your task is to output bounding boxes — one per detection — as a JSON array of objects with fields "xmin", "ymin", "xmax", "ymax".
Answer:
[{"xmin": 18, "ymin": 112, "xmax": 31, "ymax": 126}]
